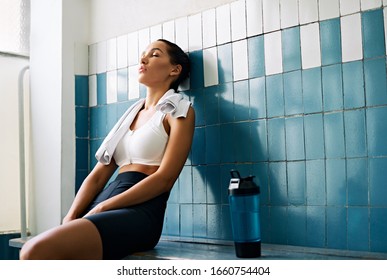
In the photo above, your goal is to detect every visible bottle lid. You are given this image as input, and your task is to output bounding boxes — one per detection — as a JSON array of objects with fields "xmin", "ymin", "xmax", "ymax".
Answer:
[{"xmin": 228, "ymin": 170, "xmax": 260, "ymax": 195}]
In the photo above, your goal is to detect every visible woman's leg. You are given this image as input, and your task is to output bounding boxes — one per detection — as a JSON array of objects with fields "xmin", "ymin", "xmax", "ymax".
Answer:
[{"xmin": 20, "ymin": 218, "xmax": 103, "ymax": 260}]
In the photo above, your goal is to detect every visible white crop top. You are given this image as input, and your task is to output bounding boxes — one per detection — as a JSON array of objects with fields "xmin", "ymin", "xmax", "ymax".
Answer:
[{"xmin": 113, "ymin": 110, "xmax": 168, "ymax": 167}]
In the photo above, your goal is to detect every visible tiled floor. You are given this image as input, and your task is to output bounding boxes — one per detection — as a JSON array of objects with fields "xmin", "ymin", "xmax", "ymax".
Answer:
[{"xmin": 125, "ymin": 240, "xmax": 387, "ymax": 260}]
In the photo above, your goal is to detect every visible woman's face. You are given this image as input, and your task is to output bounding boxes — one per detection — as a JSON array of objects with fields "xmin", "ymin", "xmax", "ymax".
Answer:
[{"xmin": 138, "ymin": 41, "xmax": 178, "ymax": 88}]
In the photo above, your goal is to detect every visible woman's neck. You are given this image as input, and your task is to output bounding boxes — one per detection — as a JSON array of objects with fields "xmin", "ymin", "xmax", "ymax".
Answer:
[{"xmin": 144, "ymin": 86, "xmax": 172, "ymax": 109}]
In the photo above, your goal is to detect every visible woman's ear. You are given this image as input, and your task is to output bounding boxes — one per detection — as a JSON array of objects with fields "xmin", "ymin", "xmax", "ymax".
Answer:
[{"xmin": 170, "ymin": 64, "xmax": 182, "ymax": 77}]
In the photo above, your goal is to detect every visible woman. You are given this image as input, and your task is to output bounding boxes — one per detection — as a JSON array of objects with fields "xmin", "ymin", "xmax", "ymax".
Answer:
[{"xmin": 20, "ymin": 39, "xmax": 195, "ymax": 260}]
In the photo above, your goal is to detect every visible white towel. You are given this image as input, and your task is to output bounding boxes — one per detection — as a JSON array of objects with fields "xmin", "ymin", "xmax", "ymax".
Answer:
[{"xmin": 95, "ymin": 89, "xmax": 191, "ymax": 165}]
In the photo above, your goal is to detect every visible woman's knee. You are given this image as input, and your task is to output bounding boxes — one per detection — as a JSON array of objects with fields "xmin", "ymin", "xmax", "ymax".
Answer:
[{"xmin": 20, "ymin": 237, "xmax": 49, "ymax": 260}]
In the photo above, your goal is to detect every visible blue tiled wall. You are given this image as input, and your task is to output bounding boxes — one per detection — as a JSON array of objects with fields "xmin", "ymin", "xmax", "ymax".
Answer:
[{"xmin": 75, "ymin": 2, "xmax": 387, "ymax": 253}]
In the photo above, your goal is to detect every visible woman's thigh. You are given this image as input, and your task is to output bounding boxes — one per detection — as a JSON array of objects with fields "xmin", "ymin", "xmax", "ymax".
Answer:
[{"xmin": 20, "ymin": 218, "xmax": 102, "ymax": 260}]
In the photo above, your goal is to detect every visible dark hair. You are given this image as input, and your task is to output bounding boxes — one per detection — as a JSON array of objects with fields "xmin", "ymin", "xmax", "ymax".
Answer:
[{"xmin": 157, "ymin": 39, "xmax": 190, "ymax": 91}]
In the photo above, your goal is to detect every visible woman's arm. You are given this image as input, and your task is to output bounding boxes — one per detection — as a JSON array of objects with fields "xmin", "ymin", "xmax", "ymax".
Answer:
[
  {"xmin": 63, "ymin": 160, "xmax": 118, "ymax": 223},
  {"xmin": 84, "ymin": 107, "xmax": 195, "ymax": 216}
]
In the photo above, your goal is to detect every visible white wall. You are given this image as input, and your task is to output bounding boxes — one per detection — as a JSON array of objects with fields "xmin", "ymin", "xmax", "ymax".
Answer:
[
  {"xmin": 0, "ymin": 55, "xmax": 29, "ymax": 232},
  {"xmin": 89, "ymin": 0, "xmax": 237, "ymax": 44},
  {"xmin": 29, "ymin": 0, "xmax": 89, "ymax": 234}
]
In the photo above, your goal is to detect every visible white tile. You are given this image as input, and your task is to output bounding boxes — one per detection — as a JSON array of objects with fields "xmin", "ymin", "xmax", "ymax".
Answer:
[
  {"xmin": 202, "ymin": 9, "xmax": 217, "ymax": 48},
  {"xmin": 246, "ymin": 0, "xmax": 263, "ymax": 36},
  {"xmin": 106, "ymin": 38, "xmax": 117, "ymax": 72},
  {"xmin": 232, "ymin": 40, "xmax": 249, "ymax": 81},
  {"xmin": 216, "ymin": 4, "xmax": 231, "ymax": 45},
  {"xmin": 117, "ymin": 34, "xmax": 128, "ymax": 69},
  {"xmin": 300, "ymin": 23, "xmax": 321, "ymax": 69},
  {"xmin": 75, "ymin": 43, "xmax": 88, "ymax": 75},
  {"xmin": 163, "ymin": 20, "xmax": 175, "ymax": 42},
  {"xmin": 231, "ymin": 0, "xmax": 247, "ymax": 41},
  {"xmin": 340, "ymin": 0, "xmax": 360, "ymax": 15},
  {"xmin": 188, "ymin": 13, "xmax": 202, "ymax": 51},
  {"xmin": 263, "ymin": 0, "xmax": 280, "ymax": 33},
  {"xmin": 280, "ymin": 0, "xmax": 299, "ymax": 29},
  {"xmin": 138, "ymin": 28, "xmax": 150, "ymax": 55},
  {"xmin": 299, "ymin": 0, "xmax": 319, "ymax": 25},
  {"xmin": 127, "ymin": 31, "xmax": 139, "ymax": 66},
  {"xmin": 88, "ymin": 74, "xmax": 97, "ymax": 107},
  {"xmin": 88, "ymin": 44, "xmax": 97, "ymax": 75},
  {"xmin": 384, "ymin": 0, "xmax": 387, "ymax": 6},
  {"xmin": 97, "ymin": 40, "xmax": 107, "ymax": 74},
  {"xmin": 341, "ymin": 13, "xmax": 363, "ymax": 62},
  {"xmin": 319, "ymin": 0, "xmax": 340, "ymax": 20},
  {"xmin": 203, "ymin": 47, "xmax": 219, "ymax": 87},
  {"xmin": 150, "ymin": 24, "xmax": 162, "ymax": 42},
  {"xmin": 106, "ymin": 70, "xmax": 117, "ymax": 104},
  {"xmin": 175, "ymin": 17, "xmax": 189, "ymax": 52},
  {"xmin": 264, "ymin": 31, "xmax": 283, "ymax": 75},
  {"xmin": 361, "ymin": 0, "xmax": 382, "ymax": 11},
  {"xmin": 128, "ymin": 65, "xmax": 140, "ymax": 100}
]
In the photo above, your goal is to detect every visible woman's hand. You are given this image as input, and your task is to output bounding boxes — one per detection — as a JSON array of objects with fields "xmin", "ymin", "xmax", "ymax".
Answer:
[
  {"xmin": 83, "ymin": 202, "xmax": 107, "ymax": 218},
  {"xmin": 62, "ymin": 213, "xmax": 77, "ymax": 224}
]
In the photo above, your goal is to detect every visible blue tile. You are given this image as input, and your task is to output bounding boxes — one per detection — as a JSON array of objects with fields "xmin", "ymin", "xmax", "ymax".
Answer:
[
  {"xmin": 284, "ymin": 70, "xmax": 303, "ymax": 116},
  {"xmin": 327, "ymin": 206, "xmax": 347, "ymax": 249},
  {"xmin": 220, "ymin": 123, "xmax": 235, "ymax": 163},
  {"xmin": 165, "ymin": 204, "xmax": 180, "ymax": 236},
  {"xmin": 75, "ymin": 75, "xmax": 89, "ymax": 106},
  {"xmin": 89, "ymin": 139, "xmax": 102, "ymax": 169},
  {"xmin": 234, "ymin": 122, "xmax": 251, "ymax": 162},
  {"xmin": 252, "ymin": 163, "xmax": 269, "ymax": 205},
  {"xmin": 179, "ymin": 166, "xmax": 193, "ymax": 203},
  {"xmin": 306, "ymin": 206, "xmax": 326, "ymax": 247},
  {"xmin": 234, "ymin": 80, "xmax": 250, "ymax": 121},
  {"xmin": 217, "ymin": 43, "xmax": 233, "ymax": 84},
  {"xmin": 342, "ymin": 61, "xmax": 365, "ymax": 109},
  {"xmin": 206, "ymin": 125, "xmax": 221, "ymax": 164},
  {"xmin": 322, "ymin": 64, "xmax": 343, "ymax": 111},
  {"xmin": 270, "ymin": 206, "xmax": 287, "ymax": 244},
  {"xmin": 304, "ymin": 114, "xmax": 324, "ymax": 160},
  {"xmin": 204, "ymin": 85, "xmax": 219, "ymax": 125},
  {"xmin": 189, "ymin": 50, "xmax": 204, "ymax": 89},
  {"xmin": 369, "ymin": 157, "xmax": 387, "ymax": 207},
  {"xmin": 269, "ymin": 162, "xmax": 287, "ymax": 206},
  {"xmin": 251, "ymin": 119, "xmax": 268, "ymax": 162},
  {"xmin": 326, "ymin": 159, "xmax": 346, "ymax": 206},
  {"xmin": 364, "ymin": 58, "xmax": 387, "ymax": 106},
  {"xmin": 193, "ymin": 204, "xmax": 207, "ymax": 238},
  {"xmin": 324, "ymin": 112, "xmax": 345, "ymax": 158},
  {"xmin": 267, "ymin": 118, "xmax": 286, "ymax": 161},
  {"xmin": 362, "ymin": 9, "xmax": 386, "ymax": 59},
  {"xmin": 206, "ymin": 165, "xmax": 221, "ymax": 204},
  {"xmin": 367, "ymin": 107, "xmax": 387, "ymax": 156},
  {"xmin": 370, "ymin": 208, "xmax": 387, "ymax": 253},
  {"xmin": 282, "ymin": 27, "xmax": 301, "ymax": 72},
  {"xmin": 347, "ymin": 158, "xmax": 368, "ymax": 206},
  {"xmin": 249, "ymin": 77, "xmax": 266, "ymax": 119},
  {"xmin": 287, "ymin": 161, "xmax": 306, "ymax": 205},
  {"xmin": 192, "ymin": 166, "xmax": 206, "ymax": 203},
  {"xmin": 320, "ymin": 18, "xmax": 342, "ymax": 65},
  {"xmin": 97, "ymin": 73, "xmax": 107, "ymax": 105},
  {"xmin": 306, "ymin": 160, "xmax": 326, "ymax": 206},
  {"xmin": 344, "ymin": 109, "xmax": 367, "ymax": 158},
  {"xmin": 285, "ymin": 116, "xmax": 305, "ymax": 160},
  {"xmin": 221, "ymin": 205, "xmax": 233, "ymax": 240},
  {"xmin": 89, "ymin": 105, "xmax": 107, "ymax": 139},
  {"xmin": 106, "ymin": 103, "xmax": 118, "ymax": 132},
  {"xmin": 287, "ymin": 206, "xmax": 306, "ymax": 246},
  {"xmin": 191, "ymin": 88, "xmax": 205, "ymax": 126},
  {"xmin": 169, "ymin": 180, "xmax": 180, "ymax": 203},
  {"xmin": 266, "ymin": 74, "xmax": 284, "ymax": 118},
  {"xmin": 117, "ymin": 68, "xmax": 128, "ymax": 102},
  {"xmin": 76, "ymin": 138, "xmax": 88, "ymax": 170},
  {"xmin": 348, "ymin": 207, "xmax": 369, "ymax": 251},
  {"xmin": 180, "ymin": 204, "xmax": 193, "ymax": 237},
  {"xmin": 75, "ymin": 106, "xmax": 88, "ymax": 138},
  {"xmin": 302, "ymin": 68, "xmax": 323, "ymax": 114},
  {"xmin": 219, "ymin": 83, "xmax": 234, "ymax": 123},
  {"xmin": 191, "ymin": 127, "xmax": 205, "ymax": 165},
  {"xmin": 207, "ymin": 204, "xmax": 222, "ymax": 239},
  {"xmin": 248, "ymin": 35, "xmax": 265, "ymax": 78}
]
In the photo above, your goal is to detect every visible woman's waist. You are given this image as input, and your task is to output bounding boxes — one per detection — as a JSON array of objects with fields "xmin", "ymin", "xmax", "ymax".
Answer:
[{"xmin": 118, "ymin": 163, "xmax": 159, "ymax": 176}]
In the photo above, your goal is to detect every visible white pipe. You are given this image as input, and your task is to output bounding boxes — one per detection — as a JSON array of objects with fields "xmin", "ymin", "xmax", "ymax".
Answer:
[{"xmin": 18, "ymin": 65, "xmax": 29, "ymax": 240}]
